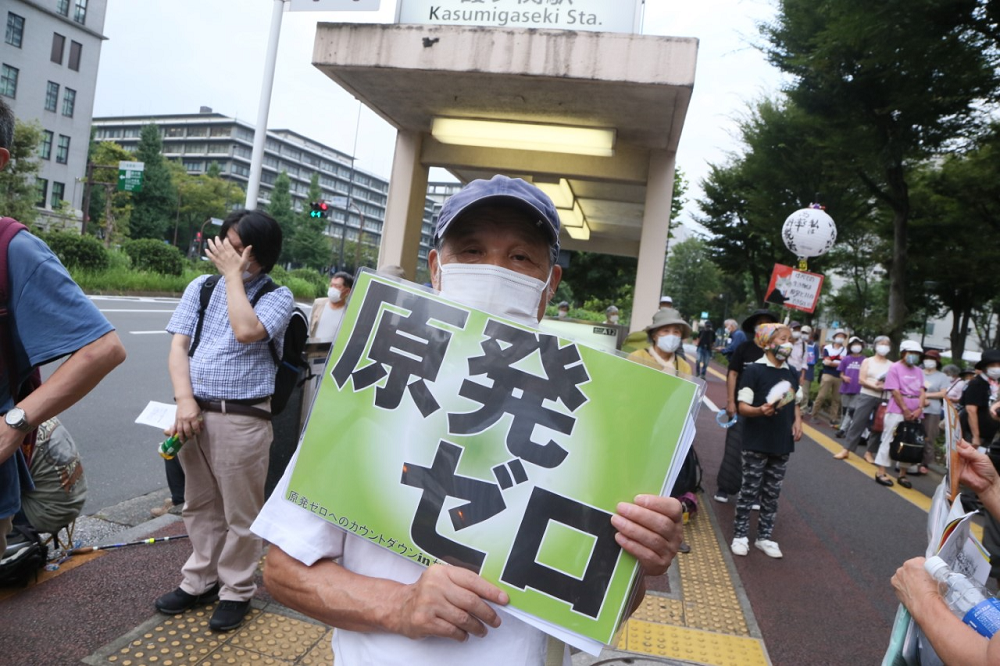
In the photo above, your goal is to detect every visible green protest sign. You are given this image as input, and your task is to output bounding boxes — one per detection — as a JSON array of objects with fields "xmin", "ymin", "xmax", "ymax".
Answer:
[{"xmin": 287, "ymin": 271, "xmax": 700, "ymax": 649}]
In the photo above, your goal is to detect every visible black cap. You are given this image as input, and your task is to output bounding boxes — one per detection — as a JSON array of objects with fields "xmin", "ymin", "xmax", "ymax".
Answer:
[
  {"xmin": 741, "ymin": 309, "xmax": 778, "ymax": 336},
  {"xmin": 976, "ymin": 349, "xmax": 1000, "ymax": 371}
]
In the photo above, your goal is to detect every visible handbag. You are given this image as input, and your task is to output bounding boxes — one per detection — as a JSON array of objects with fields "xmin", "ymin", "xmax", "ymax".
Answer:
[
  {"xmin": 889, "ymin": 420, "xmax": 925, "ymax": 463},
  {"xmin": 872, "ymin": 402, "xmax": 888, "ymax": 433}
]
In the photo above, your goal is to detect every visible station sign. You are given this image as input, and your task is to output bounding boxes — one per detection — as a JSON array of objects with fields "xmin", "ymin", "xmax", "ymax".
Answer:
[{"xmin": 396, "ymin": 0, "xmax": 643, "ymax": 35}]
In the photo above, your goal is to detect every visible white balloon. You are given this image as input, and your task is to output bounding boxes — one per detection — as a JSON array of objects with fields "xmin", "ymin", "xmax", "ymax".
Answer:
[{"xmin": 781, "ymin": 207, "xmax": 837, "ymax": 259}]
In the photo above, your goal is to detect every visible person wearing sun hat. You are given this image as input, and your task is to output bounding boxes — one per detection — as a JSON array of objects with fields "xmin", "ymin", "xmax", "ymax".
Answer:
[
  {"xmin": 627, "ymin": 309, "xmax": 693, "ymax": 376},
  {"xmin": 874, "ymin": 340, "xmax": 927, "ymax": 488},
  {"xmin": 833, "ymin": 336, "xmax": 867, "ymax": 440},
  {"xmin": 730, "ymin": 322, "xmax": 803, "ymax": 559},
  {"xmin": 712, "ymin": 309, "xmax": 779, "ymax": 504}
]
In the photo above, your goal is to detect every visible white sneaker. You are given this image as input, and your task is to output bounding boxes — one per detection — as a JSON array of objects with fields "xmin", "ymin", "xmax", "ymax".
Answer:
[
  {"xmin": 730, "ymin": 537, "xmax": 749, "ymax": 556},
  {"xmin": 713, "ymin": 493, "xmax": 729, "ymax": 503},
  {"xmin": 754, "ymin": 539, "xmax": 783, "ymax": 558},
  {"xmin": 751, "ymin": 503, "xmax": 761, "ymax": 511}
]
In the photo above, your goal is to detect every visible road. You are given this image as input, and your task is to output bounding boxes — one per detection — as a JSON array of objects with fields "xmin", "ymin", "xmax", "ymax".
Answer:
[{"xmin": 42, "ymin": 296, "xmax": 178, "ymax": 513}]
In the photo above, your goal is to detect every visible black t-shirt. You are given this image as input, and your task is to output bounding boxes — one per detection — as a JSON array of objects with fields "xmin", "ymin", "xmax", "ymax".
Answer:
[
  {"xmin": 697, "ymin": 328, "xmax": 716, "ymax": 350},
  {"xmin": 728, "ymin": 340, "xmax": 764, "ymax": 378},
  {"xmin": 961, "ymin": 375, "xmax": 1000, "ymax": 443},
  {"xmin": 738, "ymin": 360, "xmax": 799, "ymax": 455}
]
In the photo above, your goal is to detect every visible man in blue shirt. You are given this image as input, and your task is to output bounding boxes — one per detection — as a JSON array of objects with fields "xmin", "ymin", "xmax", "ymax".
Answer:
[
  {"xmin": 156, "ymin": 209, "xmax": 293, "ymax": 632},
  {"xmin": 0, "ymin": 99, "xmax": 126, "ymax": 554},
  {"xmin": 717, "ymin": 319, "xmax": 746, "ymax": 359}
]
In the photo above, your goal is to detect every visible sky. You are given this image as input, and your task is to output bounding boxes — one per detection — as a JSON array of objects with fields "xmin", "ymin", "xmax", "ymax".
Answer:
[{"xmin": 92, "ymin": 0, "xmax": 787, "ymax": 229}]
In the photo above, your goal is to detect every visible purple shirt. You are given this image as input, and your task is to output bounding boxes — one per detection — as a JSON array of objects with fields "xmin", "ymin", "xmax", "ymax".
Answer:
[
  {"xmin": 838, "ymin": 354, "xmax": 865, "ymax": 395},
  {"xmin": 884, "ymin": 361, "xmax": 924, "ymax": 414}
]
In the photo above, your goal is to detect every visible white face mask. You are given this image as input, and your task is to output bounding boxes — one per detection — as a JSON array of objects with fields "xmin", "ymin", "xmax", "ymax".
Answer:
[
  {"xmin": 438, "ymin": 263, "xmax": 550, "ymax": 326},
  {"xmin": 241, "ymin": 270, "xmax": 255, "ymax": 282},
  {"xmin": 656, "ymin": 334, "xmax": 682, "ymax": 354},
  {"xmin": 328, "ymin": 287, "xmax": 343, "ymax": 303},
  {"xmin": 850, "ymin": 345, "xmax": 863, "ymax": 354},
  {"xmin": 834, "ymin": 337, "xmax": 846, "ymax": 346},
  {"xmin": 609, "ymin": 315, "xmax": 619, "ymax": 324},
  {"xmin": 988, "ymin": 367, "xmax": 1000, "ymax": 381},
  {"xmin": 792, "ymin": 331, "xmax": 802, "ymax": 340},
  {"xmin": 923, "ymin": 359, "xmax": 937, "ymax": 370},
  {"xmin": 875, "ymin": 344, "xmax": 891, "ymax": 357}
]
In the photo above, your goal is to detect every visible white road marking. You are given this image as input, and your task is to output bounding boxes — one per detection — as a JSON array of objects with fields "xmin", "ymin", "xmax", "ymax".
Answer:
[
  {"xmin": 130, "ymin": 331, "xmax": 168, "ymax": 335},
  {"xmin": 98, "ymin": 309, "xmax": 176, "ymax": 313},
  {"xmin": 702, "ymin": 395, "xmax": 719, "ymax": 412}
]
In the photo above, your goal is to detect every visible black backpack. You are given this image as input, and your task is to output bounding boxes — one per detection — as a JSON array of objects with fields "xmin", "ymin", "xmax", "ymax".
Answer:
[
  {"xmin": 671, "ymin": 447, "xmax": 704, "ymax": 498},
  {"xmin": 188, "ymin": 275, "xmax": 308, "ymax": 415},
  {"xmin": 0, "ymin": 523, "xmax": 47, "ymax": 587}
]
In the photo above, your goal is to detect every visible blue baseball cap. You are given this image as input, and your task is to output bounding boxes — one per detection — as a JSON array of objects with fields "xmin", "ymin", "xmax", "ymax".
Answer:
[{"xmin": 434, "ymin": 175, "xmax": 561, "ymax": 263}]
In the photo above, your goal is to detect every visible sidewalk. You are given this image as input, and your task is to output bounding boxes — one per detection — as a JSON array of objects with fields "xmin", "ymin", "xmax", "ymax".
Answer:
[{"xmin": 0, "ymin": 369, "xmax": 769, "ymax": 666}]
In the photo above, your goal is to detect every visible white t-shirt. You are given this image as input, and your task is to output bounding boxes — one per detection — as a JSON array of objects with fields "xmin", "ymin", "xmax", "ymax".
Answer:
[
  {"xmin": 313, "ymin": 306, "xmax": 345, "ymax": 343},
  {"xmin": 252, "ymin": 449, "xmax": 570, "ymax": 666}
]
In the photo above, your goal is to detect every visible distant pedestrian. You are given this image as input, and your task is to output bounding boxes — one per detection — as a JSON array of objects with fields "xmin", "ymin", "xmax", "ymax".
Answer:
[
  {"xmin": 920, "ymin": 350, "xmax": 950, "ymax": 474},
  {"xmin": 557, "ymin": 301, "xmax": 569, "ymax": 319},
  {"xmin": 695, "ymin": 320, "xmax": 716, "ymax": 379},
  {"xmin": 659, "ymin": 295, "xmax": 674, "ymax": 310},
  {"xmin": 787, "ymin": 321, "xmax": 807, "ymax": 380},
  {"xmin": 960, "ymin": 350, "xmax": 1000, "ymax": 450},
  {"xmin": 810, "ymin": 329, "xmax": 847, "ymax": 427},
  {"xmin": 717, "ymin": 319, "xmax": 744, "ymax": 361},
  {"xmin": 627, "ymin": 309, "xmax": 693, "ymax": 376},
  {"xmin": 730, "ymin": 323, "xmax": 802, "ymax": 559},
  {"xmin": 604, "ymin": 305, "xmax": 620, "ymax": 325},
  {"xmin": 838, "ymin": 336, "xmax": 892, "ymax": 463},
  {"xmin": 834, "ymin": 336, "xmax": 866, "ymax": 438},
  {"xmin": 713, "ymin": 309, "xmax": 778, "ymax": 504},
  {"xmin": 947, "ymin": 366, "xmax": 975, "ymax": 406},
  {"xmin": 874, "ymin": 340, "xmax": 926, "ymax": 488},
  {"xmin": 803, "ymin": 327, "xmax": 819, "ymax": 409},
  {"xmin": 308, "ymin": 271, "xmax": 354, "ymax": 343}
]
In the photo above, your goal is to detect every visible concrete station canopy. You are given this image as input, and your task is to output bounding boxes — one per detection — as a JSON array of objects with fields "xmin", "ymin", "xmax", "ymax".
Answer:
[
  {"xmin": 313, "ymin": 23, "xmax": 696, "ymax": 254},
  {"xmin": 310, "ymin": 22, "xmax": 697, "ymax": 329}
]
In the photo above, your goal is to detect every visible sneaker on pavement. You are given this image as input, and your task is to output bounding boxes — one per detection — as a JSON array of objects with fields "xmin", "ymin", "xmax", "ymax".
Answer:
[
  {"xmin": 210, "ymin": 600, "xmax": 251, "ymax": 632},
  {"xmin": 155, "ymin": 583, "xmax": 220, "ymax": 614},
  {"xmin": 754, "ymin": 539, "xmax": 783, "ymax": 558},
  {"xmin": 731, "ymin": 537, "xmax": 749, "ymax": 556},
  {"xmin": 713, "ymin": 492, "xmax": 729, "ymax": 503}
]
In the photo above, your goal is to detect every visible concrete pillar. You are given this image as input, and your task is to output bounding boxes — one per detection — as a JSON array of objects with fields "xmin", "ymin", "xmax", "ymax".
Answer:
[
  {"xmin": 378, "ymin": 130, "xmax": 429, "ymax": 279},
  {"xmin": 630, "ymin": 150, "xmax": 677, "ymax": 333}
]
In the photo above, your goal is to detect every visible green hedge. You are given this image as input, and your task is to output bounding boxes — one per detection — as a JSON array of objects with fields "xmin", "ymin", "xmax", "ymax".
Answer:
[
  {"xmin": 123, "ymin": 239, "xmax": 185, "ymax": 276},
  {"xmin": 39, "ymin": 232, "xmax": 110, "ymax": 271},
  {"xmin": 289, "ymin": 268, "xmax": 327, "ymax": 298}
]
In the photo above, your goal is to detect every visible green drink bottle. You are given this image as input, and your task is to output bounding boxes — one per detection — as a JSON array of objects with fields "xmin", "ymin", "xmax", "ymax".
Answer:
[{"xmin": 159, "ymin": 434, "xmax": 185, "ymax": 460}]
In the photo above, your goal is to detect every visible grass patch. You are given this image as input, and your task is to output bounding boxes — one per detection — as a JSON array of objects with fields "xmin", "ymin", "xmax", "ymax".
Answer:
[{"xmin": 70, "ymin": 266, "xmax": 321, "ymax": 301}]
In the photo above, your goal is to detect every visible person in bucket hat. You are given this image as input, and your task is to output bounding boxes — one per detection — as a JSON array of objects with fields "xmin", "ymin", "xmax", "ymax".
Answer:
[{"xmin": 627, "ymin": 309, "xmax": 693, "ymax": 376}]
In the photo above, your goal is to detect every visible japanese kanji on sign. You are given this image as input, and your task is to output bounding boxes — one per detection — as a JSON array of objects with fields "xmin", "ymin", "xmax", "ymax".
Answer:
[
  {"xmin": 286, "ymin": 271, "xmax": 701, "ymax": 652},
  {"xmin": 764, "ymin": 263, "xmax": 825, "ymax": 313}
]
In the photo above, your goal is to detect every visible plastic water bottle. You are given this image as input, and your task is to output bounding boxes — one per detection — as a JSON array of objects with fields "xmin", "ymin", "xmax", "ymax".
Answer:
[
  {"xmin": 158, "ymin": 434, "xmax": 185, "ymax": 460},
  {"xmin": 924, "ymin": 555, "xmax": 1000, "ymax": 638}
]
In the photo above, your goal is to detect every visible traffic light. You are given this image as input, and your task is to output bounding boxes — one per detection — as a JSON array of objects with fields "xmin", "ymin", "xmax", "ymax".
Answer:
[{"xmin": 309, "ymin": 201, "xmax": 329, "ymax": 219}]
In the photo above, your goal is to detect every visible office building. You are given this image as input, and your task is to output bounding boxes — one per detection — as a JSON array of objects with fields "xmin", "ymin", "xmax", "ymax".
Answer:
[
  {"xmin": 93, "ymin": 110, "xmax": 438, "ymax": 268},
  {"xmin": 3, "ymin": 0, "xmax": 108, "ymax": 229}
]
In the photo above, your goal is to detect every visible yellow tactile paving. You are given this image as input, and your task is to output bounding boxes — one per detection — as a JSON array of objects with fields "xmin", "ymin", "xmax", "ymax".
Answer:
[
  {"xmin": 93, "ymin": 606, "xmax": 333, "ymax": 666},
  {"xmin": 620, "ymin": 621, "xmax": 769, "ymax": 666},
  {"xmin": 228, "ymin": 612, "xmax": 328, "ymax": 659},
  {"xmin": 616, "ymin": 480, "xmax": 771, "ymax": 665}
]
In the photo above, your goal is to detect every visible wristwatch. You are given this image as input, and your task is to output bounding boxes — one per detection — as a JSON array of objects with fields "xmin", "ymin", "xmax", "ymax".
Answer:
[{"xmin": 4, "ymin": 407, "xmax": 30, "ymax": 431}]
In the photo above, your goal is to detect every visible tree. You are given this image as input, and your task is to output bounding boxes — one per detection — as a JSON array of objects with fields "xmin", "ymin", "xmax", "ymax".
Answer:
[
  {"xmin": 762, "ymin": 0, "xmax": 1000, "ymax": 342},
  {"xmin": 0, "ymin": 120, "xmax": 42, "ymax": 227},
  {"xmin": 558, "ymin": 251, "xmax": 637, "ymax": 309},
  {"xmin": 662, "ymin": 238, "xmax": 723, "ymax": 322},
  {"xmin": 129, "ymin": 124, "xmax": 176, "ymax": 241},
  {"xmin": 87, "ymin": 139, "xmax": 135, "ymax": 242},
  {"xmin": 268, "ymin": 171, "xmax": 296, "ymax": 264},
  {"xmin": 166, "ymin": 160, "xmax": 244, "ymax": 253}
]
